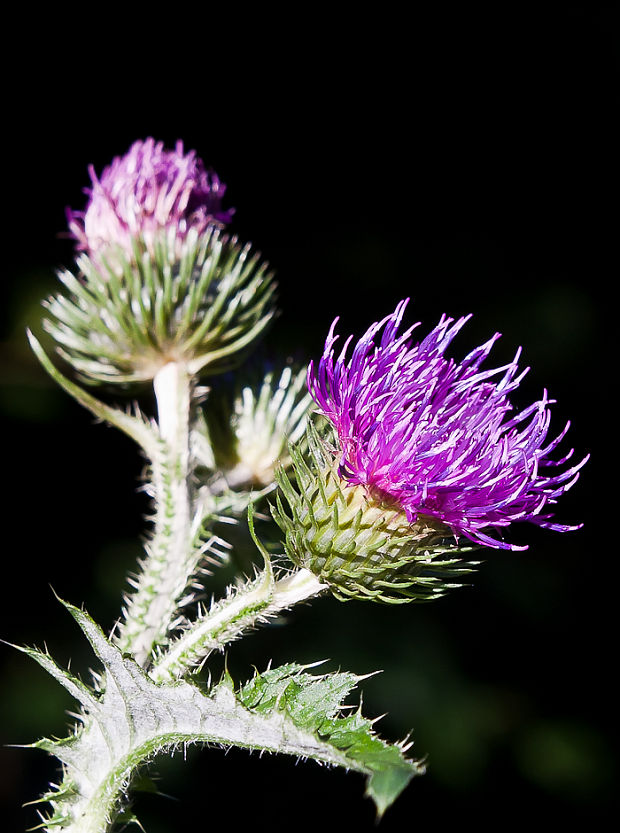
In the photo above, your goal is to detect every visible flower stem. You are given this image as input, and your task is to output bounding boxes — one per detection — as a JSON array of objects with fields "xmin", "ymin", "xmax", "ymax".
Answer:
[
  {"xmin": 114, "ymin": 361, "xmax": 196, "ymax": 666},
  {"xmin": 150, "ymin": 568, "xmax": 326, "ymax": 683}
]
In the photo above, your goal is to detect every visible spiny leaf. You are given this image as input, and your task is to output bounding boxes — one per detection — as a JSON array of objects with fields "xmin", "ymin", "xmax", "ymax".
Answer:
[
  {"xmin": 238, "ymin": 663, "xmax": 425, "ymax": 817},
  {"xmin": 19, "ymin": 600, "xmax": 423, "ymax": 829}
]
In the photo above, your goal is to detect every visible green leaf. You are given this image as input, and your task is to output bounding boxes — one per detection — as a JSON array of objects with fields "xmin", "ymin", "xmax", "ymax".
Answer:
[
  {"xmin": 238, "ymin": 663, "xmax": 425, "ymax": 818},
  {"xmin": 19, "ymin": 601, "xmax": 423, "ymax": 830}
]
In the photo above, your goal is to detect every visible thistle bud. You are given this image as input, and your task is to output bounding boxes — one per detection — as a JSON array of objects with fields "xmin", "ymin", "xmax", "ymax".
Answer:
[{"xmin": 201, "ymin": 365, "xmax": 313, "ymax": 490}]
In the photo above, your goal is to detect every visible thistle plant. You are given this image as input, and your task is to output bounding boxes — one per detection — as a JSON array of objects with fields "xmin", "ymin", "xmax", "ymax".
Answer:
[{"xmin": 12, "ymin": 138, "xmax": 588, "ymax": 832}]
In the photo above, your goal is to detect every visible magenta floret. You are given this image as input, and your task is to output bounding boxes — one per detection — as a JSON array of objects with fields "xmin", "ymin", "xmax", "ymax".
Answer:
[
  {"xmin": 67, "ymin": 138, "xmax": 233, "ymax": 256},
  {"xmin": 308, "ymin": 299, "xmax": 588, "ymax": 550}
]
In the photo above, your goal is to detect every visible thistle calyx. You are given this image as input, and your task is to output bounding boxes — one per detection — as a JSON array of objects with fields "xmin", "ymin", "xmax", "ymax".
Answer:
[
  {"xmin": 273, "ymin": 422, "xmax": 477, "ymax": 604},
  {"xmin": 44, "ymin": 228, "xmax": 276, "ymax": 384}
]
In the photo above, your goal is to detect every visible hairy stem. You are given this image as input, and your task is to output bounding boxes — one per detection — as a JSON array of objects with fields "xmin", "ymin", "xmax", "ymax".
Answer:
[
  {"xmin": 150, "ymin": 568, "xmax": 326, "ymax": 683},
  {"xmin": 114, "ymin": 361, "xmax": 196, "ymax": 666}
]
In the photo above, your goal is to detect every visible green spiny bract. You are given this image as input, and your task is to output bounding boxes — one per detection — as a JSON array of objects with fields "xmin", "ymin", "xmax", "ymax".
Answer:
[
  {"xmin": 273, "ymin": 421, "xmax": 478, "ymax": 604},
  {"xmin": 43, "ymin": 226, "xmax": 276, "ymax": 385}
]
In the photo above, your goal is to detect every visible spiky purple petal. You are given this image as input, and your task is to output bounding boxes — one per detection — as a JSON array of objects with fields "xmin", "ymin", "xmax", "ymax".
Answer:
[
  {"xmin": 308, "ymin": 299, "xmax": 588, "ymax": 551},
  {"xmin": 67, "ymin": 138, "xmax": 233, "ymax": 256}
]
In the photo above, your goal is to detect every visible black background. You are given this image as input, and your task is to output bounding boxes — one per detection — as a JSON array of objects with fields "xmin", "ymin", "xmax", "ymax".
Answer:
[{"xmin": 1, "ymin": 8, "xmax": 615, "ymax": 831}]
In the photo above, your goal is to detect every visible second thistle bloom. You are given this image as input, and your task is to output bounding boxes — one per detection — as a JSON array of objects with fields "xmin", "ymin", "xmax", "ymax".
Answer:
[
  {"xmin": 275, "ymin": 300, "xmax": 587, "ymax": 602},
  {"xmin": 45, "ymin": 139, "xmax": 275, "ymax": 384}
]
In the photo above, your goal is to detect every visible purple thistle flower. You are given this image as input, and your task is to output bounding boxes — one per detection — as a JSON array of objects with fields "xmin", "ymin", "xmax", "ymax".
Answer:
[
  {"xmin": 67, "ymin": 138, "xmax": 233, "ymax": 256},
  {"xmin": 308, "ymin": 299, "xmax": 588, "ymax": 551}
]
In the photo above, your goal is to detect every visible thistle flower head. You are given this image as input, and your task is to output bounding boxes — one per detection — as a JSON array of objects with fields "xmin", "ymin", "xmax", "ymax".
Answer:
[
  {"xmin": 45, "ymin": 140, "xmax": 275, "ymax": 385},
  {"xmin": 67, "ymin": 138, "xmax": 233, "ymax": 258},
  {"xmin": 308, "ymin": 298, "xmax": 588, "ymax": 551},
  {"xmin": 275, "ymin": 300, "xmax": 587, "ymax": 603}
]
